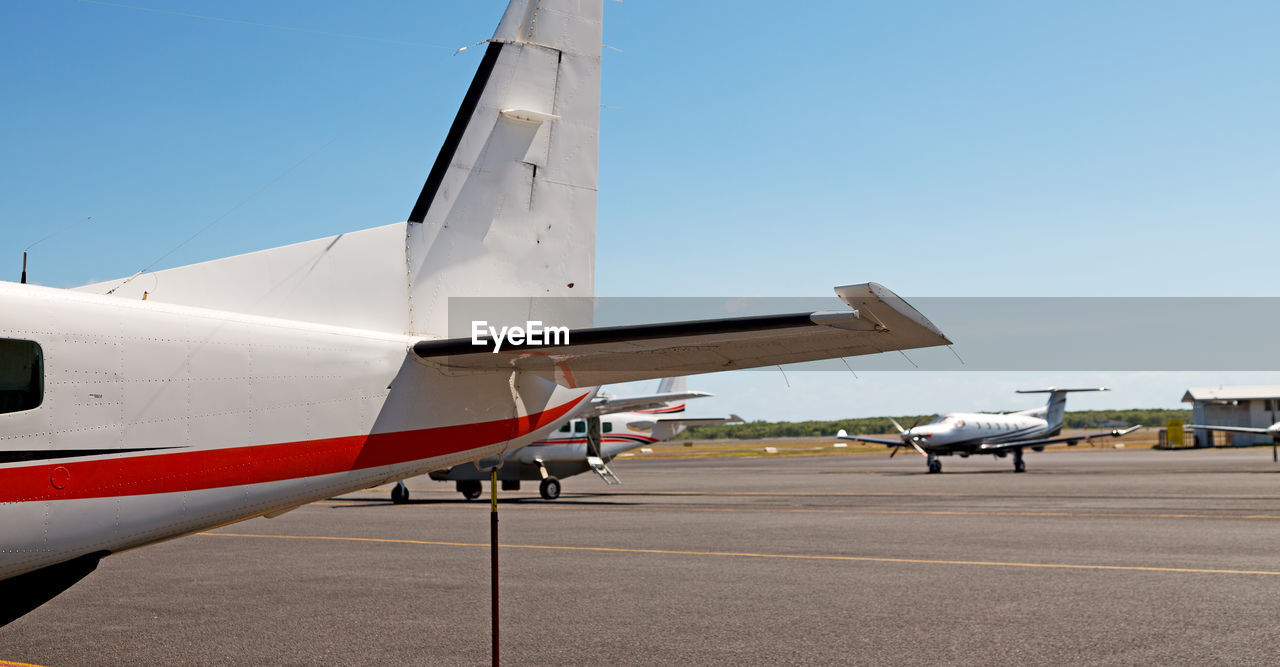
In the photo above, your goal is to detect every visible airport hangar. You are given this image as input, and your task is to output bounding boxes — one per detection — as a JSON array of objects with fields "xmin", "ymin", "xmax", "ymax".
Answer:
[{"xmin": 1183, "ymin": 385, "xmax": 1280, "ymax": 446}]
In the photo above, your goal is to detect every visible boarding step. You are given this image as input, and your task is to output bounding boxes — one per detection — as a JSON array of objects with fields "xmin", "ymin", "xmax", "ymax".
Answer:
[{"xmin": 586, "ymin": 456, "xmax": 622, "ymax": 484}]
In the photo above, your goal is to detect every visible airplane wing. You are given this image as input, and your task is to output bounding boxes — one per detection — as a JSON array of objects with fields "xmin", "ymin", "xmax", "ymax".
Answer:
[
  {"xmin": 834, "ymin": 430, "xmax": 903, "ymax": 447},
  {"xmin": 1187, "ymin": 424, "xmax": 1274, "ymax": 435},
  {"xmin": 580, "ymin": 390, "xmax": 713, "ymax": 418},
  {"xmin": 413, "ymin": 283, "xmax": 949, "ymax": 388},
  {"xmin": 976, "ymin": 426, "xmax": 1141, "ymax": 452}
]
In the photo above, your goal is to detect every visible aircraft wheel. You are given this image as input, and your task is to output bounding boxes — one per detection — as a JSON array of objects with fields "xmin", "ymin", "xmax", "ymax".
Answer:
[
  {"xmin": 927, "ymin": 459, "xmax": 942, "ymax": 474},
  {"xmin": 390, "ymin": 481, "xmax": 410, "ymax": 504},
  {"xmin": 539, "ymin": 476, "xmax": 561, "ymax": 500},
  {"xmin": 460, "ymin": 479, "xmax": 483, "ymax": 500},
  {"xmin": 1014, "ymin": 460, "xmax": 1026, "ymax": 473}
]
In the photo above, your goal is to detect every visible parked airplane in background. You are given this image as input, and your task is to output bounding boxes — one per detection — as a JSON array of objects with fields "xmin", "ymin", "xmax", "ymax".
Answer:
[
  {"xmin": 0, "ymin": 0, "xmax": 950, "ymax": 625},
  {"xmin": 417, "ymin": 377, "xmax": 739, "ymax": 501},
  {"xmin": 388, "ymin": 375, "xmax": 710, "ymax": 502},
  {"xmin": 837, "ymin": 388, "xmax": 1138, "ymax": 473}
]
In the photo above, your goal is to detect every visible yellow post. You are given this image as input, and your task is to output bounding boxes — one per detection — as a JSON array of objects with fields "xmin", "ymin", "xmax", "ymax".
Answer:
[{"xmin": 1167, "ymin": 419, "xmax": 1184, "ymax": 448}]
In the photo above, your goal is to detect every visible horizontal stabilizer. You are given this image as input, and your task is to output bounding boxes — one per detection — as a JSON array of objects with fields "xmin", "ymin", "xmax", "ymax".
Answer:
[
  {"xmin": 654, "ymin": 414, "xmax": 745, "ymax": 427},
  {"xmin": 413, "ymin": 283, "xmax": 949, "ymax": 387},
  {"xmin": 581, "ymin": 391, "xmax": 712, "ymax": 418}
]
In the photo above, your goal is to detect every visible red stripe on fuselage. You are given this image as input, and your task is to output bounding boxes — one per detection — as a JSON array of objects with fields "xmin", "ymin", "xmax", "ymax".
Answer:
[{"xmin": 0, "ymin": 393, "xmax": 588, "ymax": 503}]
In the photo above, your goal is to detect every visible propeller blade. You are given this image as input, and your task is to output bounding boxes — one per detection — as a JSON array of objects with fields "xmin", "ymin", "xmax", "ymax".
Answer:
[
  {"xmin": 889, "ymin": 418, "xmax": 906, "ymax": 434},
  {"xmin": 889, "ymin": 445, "xmax": 901, "ymax": 459},
  {"xmin": 909, "ymin": 439, "xmax": 929, "ymax": 457}
]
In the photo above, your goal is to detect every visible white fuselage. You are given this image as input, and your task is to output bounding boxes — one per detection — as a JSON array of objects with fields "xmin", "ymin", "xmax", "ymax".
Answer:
[
  {"xmin": 512, "ymin": 411, "xmax": 683, "ymax": 465},
  {"xmin": 0, "ymin": 282, "xmax": 591, "ymax": 581},
  {"xmin": 906, "ymin": 411, "xmax": 1054, "ymax": 452}
]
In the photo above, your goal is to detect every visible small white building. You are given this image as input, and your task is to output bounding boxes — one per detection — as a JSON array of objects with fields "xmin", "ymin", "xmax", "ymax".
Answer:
[{"xmin": 1181, "ymin": 385, "xmax": 1280, "ymax": 447}]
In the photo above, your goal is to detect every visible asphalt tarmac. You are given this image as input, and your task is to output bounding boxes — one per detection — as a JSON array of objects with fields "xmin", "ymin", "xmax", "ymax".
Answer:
[{"xmin": 5, "ymin": 447, "xmax": 1280, "ymax": 665}]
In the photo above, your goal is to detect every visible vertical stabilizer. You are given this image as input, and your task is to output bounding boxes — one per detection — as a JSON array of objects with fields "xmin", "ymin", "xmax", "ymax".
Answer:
[
  {"xmin": 406, "ymin": 0, "xmax": 603, "ymax": 337},
  {"xmin": 1016, "ymin": 387, "xmax": 1110, "ymax": 432},
  {"xmin": 656, "ymin": 377, "xmax": 686, "ymax": 395},
  {"xmin": 656, "ymin": 376, "xmax": 687, "ymax": 413}
]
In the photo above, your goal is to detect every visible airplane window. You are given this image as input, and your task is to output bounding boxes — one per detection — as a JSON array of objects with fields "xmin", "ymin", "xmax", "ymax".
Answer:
[
  {"xmin": 558, "ymin": 423, "xmax": 571, "ymax": 433},
  {"xmin": 955, "ymin": 420, "xmax": 965, "ymax": 428},
  {"xmin": 603, "ymin": 422, "xmax": 613, "ymax": 433},
  {"xmin": 0, "ymin": 339, "xmax": 42, "ymax": 415},
  {"xmin": 574, "ymin": 421, "xmax": 586, "ymax": 433}
]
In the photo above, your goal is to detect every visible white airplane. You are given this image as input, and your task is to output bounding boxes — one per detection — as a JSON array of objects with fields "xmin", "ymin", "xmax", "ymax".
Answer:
[
  {"xmin": 0, "ymin": 0, "xmax": 950, "ymax": 625},
  {"xmin": 837, "ymin": 388, "xmax": 1139, "ymax": 473},
  {"xmin": 419, "ymin": 377, "xmax": 740, "ymax": 501}
]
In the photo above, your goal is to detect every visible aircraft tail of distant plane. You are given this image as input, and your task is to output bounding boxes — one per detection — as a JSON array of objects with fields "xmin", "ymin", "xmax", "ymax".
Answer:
[
  {"xmin": 1015, "ymin": 387, "xmax": 1109, "ymax": 432},
  {"xmin": 581, "ymin": 377, "xmax": 709, "ymax": 418},
  {"xmin": 644, "ymin": 377, "xmax": 689, "ymax": 413},
  {"xmin": 656, "ymin": 377, "xmax": 685, "ymax": 395}
]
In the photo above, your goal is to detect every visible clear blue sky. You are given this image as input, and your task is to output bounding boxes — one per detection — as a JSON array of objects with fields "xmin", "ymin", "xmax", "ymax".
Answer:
[{"xmin": 2, "ymin": 1, "xmax": 1277, "ymax": 418}]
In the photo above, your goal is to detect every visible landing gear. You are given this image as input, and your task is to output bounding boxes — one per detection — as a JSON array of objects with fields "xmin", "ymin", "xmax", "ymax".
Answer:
[
  {"xmin": 458, "ymin": 479, "xmax": 483, "ymax": 500},
  {"xmin": 926, "ymin": 453, "xmax": 942, "ymax": 474},
  {"xmin": 390, "ymin": 481, "xmax": 410, "ymax": 504},
  {"xmin": 1012, "ymin": 448, "xmax": 1026, "ymax": 473},
  {"xmin": 539, "ymin": 476, "xmax": 561, "ymax": 500}
]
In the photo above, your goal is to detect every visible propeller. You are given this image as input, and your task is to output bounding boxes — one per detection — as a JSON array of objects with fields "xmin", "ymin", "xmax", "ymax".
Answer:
[{"xmin": 888, "ymin": 417, "xmax": 930, "ymax": 458}]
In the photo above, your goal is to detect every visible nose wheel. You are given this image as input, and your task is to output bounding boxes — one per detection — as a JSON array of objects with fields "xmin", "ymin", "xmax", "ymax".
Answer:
[
  {"xmin": 1012, "ymin": 448, "xmax": 1026, "ymax": 473},
  {"xmin": 390, "ymin": 481, "xmax": 410, "ymax": 504},
  {"xmin": 926, "ymin": 454, "xmax": 942, "ymax": 474},
  {"xmin": 539, "ymin": 476, "xmax": 561, "ymax": 500}
]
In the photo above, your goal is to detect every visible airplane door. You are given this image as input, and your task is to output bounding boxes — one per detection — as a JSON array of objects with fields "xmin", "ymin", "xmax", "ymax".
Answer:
[{"xmin": 586, "ymin": 416, "xmax": 602, "ymax": 459}]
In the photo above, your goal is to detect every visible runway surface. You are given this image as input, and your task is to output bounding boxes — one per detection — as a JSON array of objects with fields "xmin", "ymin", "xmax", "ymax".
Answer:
[{"xmin": 5, "ymin": 447, "xmax": 1280, "ymax": 665}]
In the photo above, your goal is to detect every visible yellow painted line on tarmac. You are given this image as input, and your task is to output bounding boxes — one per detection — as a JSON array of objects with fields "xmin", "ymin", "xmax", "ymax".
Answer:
[
  {"xmin": 327, "ymin": 500, "xmax": 1280, "ymax": 521},
  {"xmin": 846, "ymin": 509, "xmax": 1280, "ymax": 520},
  {"xmin": 582, "ymin": 490, "xmax": 1280, "ymax": 500},
  {"xmin": 353, "ymin": 488, "xmax": 1280, "ymax": 501},
  {"xmin": 621, "ymin": 507, "xmax": 1280, "ymax": 521},
  {"xmin": 0, "ymin": 660, "xmax": 50, "ymax": 667},
  {"xmin": 198, "ymin": 531, "xmax": 1280, "ymax": 576}
]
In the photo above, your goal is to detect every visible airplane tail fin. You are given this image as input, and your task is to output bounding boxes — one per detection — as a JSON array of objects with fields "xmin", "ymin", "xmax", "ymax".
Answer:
[
  {"xmin": 651, "ymin": 377, "xmax": 689, "ymax": 413},
  {"xmin": 1015, "ymin": 388, "xmax": 1109, "ymax": 431},
  {"xmin": 656, "ymin": 377, "xmax": 686, "ymax": 394},
  {"xmin": 405, "ymin": 0, "xmax": 602, "ymax": 335},
  {"xmin": 80, "ymin": 0, "xmax": 603, "ymax": 337}
]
